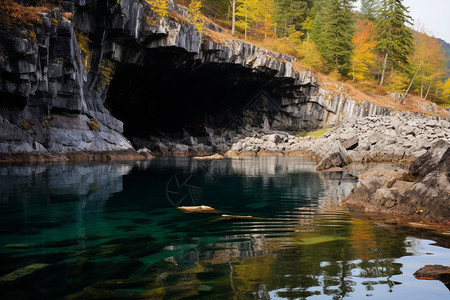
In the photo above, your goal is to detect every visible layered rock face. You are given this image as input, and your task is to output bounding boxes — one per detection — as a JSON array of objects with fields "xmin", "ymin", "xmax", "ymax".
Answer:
[
  {"xmin": 344, "ymin": 140, "xmax": 450, "ymax": 223},
  {"xmin": 0, "ymin": 0, "xmax": 390, "ymax": 159}
]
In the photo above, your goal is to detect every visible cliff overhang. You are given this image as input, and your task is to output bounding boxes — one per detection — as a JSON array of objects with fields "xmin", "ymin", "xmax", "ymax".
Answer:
[{"xmin": 0, "ymin": 0, "xmax": 390, "ymax": 159}]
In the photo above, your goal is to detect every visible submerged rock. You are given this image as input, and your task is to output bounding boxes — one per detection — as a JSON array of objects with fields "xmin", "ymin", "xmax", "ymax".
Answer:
[{"xmin": 0, "ymin": 263, "xmax": 49, "ymax": 283}]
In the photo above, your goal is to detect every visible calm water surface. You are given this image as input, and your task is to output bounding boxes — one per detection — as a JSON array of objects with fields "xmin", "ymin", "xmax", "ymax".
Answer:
[{"xmin": 0, "ymin": 157, "xmax": 449, "ymax": 299}]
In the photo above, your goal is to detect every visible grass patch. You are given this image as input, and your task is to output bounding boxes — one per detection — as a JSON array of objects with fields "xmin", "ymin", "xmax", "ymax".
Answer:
[{"xmin": 297, "ymin": 128, "xmax": 328, "ymax": 139}]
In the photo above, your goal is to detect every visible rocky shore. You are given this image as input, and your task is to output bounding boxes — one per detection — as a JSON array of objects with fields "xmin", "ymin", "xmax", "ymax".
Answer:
[{"xmin": 130, "ymin": 111, "xmax": 450, "ymax": 223}]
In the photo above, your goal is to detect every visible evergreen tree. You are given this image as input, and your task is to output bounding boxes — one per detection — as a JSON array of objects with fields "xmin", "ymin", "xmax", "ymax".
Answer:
[
  {"xmin": 312, "ymin": 0, "xmax": 356, "ymax": 76},
  {"xmin": 274, "ymin": 0, "xmax": 312, "ymax": 37},
  {"xmin": 377, "ymin": 0, "xmax": 413, "ymax": 86},
  {"xmin": 360, "ymin": 0, "xmax": 379, "ymax": 21}
]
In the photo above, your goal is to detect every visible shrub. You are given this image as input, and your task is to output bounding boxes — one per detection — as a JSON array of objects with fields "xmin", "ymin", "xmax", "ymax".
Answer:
[
  {"xmin": 97, "ymin": 59, "xmax": 115, "ymax": 90},
  {"xmin": 21, "ymin": 120, "xmax": 32, "ymax": 130},
  {"xmin": 375, "ymin": 85, "xmax": 387, "ymax": 95},
  {"xmin": 75, "ymin": 31, "xmax": 92, "ymax": 70},
  {"xmin": 0, "ymin": 0, "xmax": 49, "ymax": 28},
  {"xmin": 87, "ymin": 120, "xmax": 99, "ymax": 131}
]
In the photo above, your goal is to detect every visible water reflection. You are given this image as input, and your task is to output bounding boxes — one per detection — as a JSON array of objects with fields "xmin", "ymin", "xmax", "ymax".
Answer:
[
  {"xmin": 0, "ymin": 158, "xmax": 448, "ymax": 299},
  {"xmin": 0, "ymin": 163, "xmax": 132, "ymax": 206}
]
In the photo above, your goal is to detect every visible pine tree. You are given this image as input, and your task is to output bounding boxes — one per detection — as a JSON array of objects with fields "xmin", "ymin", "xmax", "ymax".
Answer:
[
  {"xmin": 313, "ymin": 0, "xmax": 356, "ymax": 76},
  {"xmin": 360, "ymin": 0, "xmax": 379, "ymax": 21},
  {"xmin": 274, "ymin": 0, "xmax": 312, "ymax": 37},
  {"xmin": 376, "ymin": 0, "xmax": 413, "ymax": 86}
]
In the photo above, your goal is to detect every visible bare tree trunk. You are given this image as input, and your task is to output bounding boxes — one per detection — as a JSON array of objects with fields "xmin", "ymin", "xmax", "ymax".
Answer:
[
  {"xmin": 245, "ymin": 9, "xmax": 247, "ymax": 40},
  {"xmin": 420, "ymin": 75, "xmax": 424, "ymax": 98},
  {"xmin": 264, "ymin": 8, "xmax": 267, "ymax": 42},
  {"xmin": 405, "ymin": 59, "xmax": 425, "ymax": 98},
  {"xmin": 424, "ymin": 80, "xmax": 433, "ymax": 100},
  {"xmin": 352, "ymin": 66, "xmax": 355, "ymax": 83},
  {"xmin": 230, "ymin": 0, "xmax": 236, "ymax": 35},
  {"xmin": 379, "ymin": 52, "xmax": 388, "ymax": 86}
]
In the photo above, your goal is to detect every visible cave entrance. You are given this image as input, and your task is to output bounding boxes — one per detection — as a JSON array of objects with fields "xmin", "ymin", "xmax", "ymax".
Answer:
[{"xmin": 105, "ymin": 48, "xmax": 283, "ymax": 140}]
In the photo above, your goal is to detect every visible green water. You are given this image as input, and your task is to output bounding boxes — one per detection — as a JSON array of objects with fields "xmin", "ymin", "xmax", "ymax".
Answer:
[{"xmin": 0, "ymin": 157, "xmax": 448, "ymax": 299}]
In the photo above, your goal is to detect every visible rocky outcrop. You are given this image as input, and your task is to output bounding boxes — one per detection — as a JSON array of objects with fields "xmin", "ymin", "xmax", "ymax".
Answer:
[
  {"xmin": 344, "ymin": 140, "xmax": 450, "ymax": 223},
  {"xmin": 0, "ymin": 0, "xmax": 391, "ymax": 160},
  {"xmin": 0, "ymin": 9, "xmax": 134, "ymax": 160},
  {"xmin": 223, "ymin": 113, "xmax": 450, "ymax": 163},
  {"xmin": 414, "ymin": 265, "xmax": 450, "ymax": 290}
]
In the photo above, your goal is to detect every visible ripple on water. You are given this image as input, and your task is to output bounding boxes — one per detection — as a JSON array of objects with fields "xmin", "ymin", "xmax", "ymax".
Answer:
[{"xmin": 0, "ymin": 157, "xmax": 449, "ymax": 299}]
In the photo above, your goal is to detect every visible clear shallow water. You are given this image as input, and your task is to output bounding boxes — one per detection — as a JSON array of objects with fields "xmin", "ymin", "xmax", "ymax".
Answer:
[{"xmin": 0, "ymin": 157, "xmax": 448, "ymax": 299}]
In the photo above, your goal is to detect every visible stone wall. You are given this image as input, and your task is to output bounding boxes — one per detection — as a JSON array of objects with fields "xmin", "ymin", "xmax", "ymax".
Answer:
[{"xmin": 0, "ymin": 0, "xmax": 391, "ymax": 158}]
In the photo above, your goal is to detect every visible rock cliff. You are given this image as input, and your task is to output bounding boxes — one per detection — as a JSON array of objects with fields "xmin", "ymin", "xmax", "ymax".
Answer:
[{"xmin": 0, "ymin": 0, "xmax": 391, "ymax": 160}]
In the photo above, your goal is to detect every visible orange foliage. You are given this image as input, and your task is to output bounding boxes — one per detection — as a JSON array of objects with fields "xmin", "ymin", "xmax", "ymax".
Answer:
[
  {"xmin": 350, "ymin": 19, "xmax": 377, "ymax": 81},
  {"xmin": 0, "ymin": 0, "xmax": 49, "ymax": 28}
]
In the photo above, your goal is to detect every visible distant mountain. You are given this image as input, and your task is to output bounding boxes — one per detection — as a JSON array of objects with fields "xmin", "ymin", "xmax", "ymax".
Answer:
[{"xmin": 438, "ymin": 38, "xmax": 450, "ymax": 77}]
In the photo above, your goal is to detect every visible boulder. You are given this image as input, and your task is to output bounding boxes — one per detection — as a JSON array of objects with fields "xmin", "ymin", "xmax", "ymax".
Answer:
[
  {"xmin": 137, "ymin": 148, "xmax": 154, "ymax": 159},
  {"xmin": 414, "ymin": 265, "xmax": 450, "ymax": 289},
  {"xmin": 409, "ymin": 139, "xmax": 449, "ymax": 178},
  {"xmin": 316, "ymin": 142, "xmax": 348, "ymax": 171},
  {"xmin": 340, "ymin": 135, "xmax": 359, "ymax": 150},
  {"xmin": 345, "ymin": 143, "xmax": 450, "ymax": 223}
]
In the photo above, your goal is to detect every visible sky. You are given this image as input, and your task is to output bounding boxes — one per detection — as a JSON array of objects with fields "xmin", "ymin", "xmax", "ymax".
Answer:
[{"xmin": 356, "ymin": 0, "xmax": 450, "ymax": 43}]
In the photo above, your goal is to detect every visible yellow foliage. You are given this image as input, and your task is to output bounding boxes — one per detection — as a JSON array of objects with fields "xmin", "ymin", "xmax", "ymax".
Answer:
[
  {"xmin": 28, "ymin": 31, "xmax": 37, "ymax": 44},
  {"xmin": 75, "ymin": 32, "xmax": 92, "ymax": 70},
  {"xmin": 442, "ymin": 78, "xmax": 450, "ymax": 99},
  {"xmin": 296, "ymin": 41, "xmax": 325, "ymax": 72},
  {"xmin": 97, "ymin": 59, "xmax": 115, "ymax": 89},
  {"xmin": 329, "ymin": 69, "xmax": 341, "ymax": 81},
  {"xmin": 21, "ymin": 121, "xmax": 32, "ymax": 130},
  {"xmin": 87, "ymin": 120, "xmax": 100, "ymax": 131},
  {"xmin": 349, "ymin": 20, "xmax": 377, "ymax": 81},
  {"xmin": 145, "ymin": 0, "xmax": 168, "ymax": 20},
  {"xmin": 388, "ymin": 71, "xmax": 409, "ymax": 93},
  {"xmin": 188, "ymin": 0, "xmax": 203, "ymax": 34}
]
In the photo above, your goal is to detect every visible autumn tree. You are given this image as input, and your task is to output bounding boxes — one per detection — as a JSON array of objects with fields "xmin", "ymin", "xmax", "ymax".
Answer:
[
  {"xmin": 236, "ymin": 0, "xmax": 258, "ymax": 40},
  {"xmin": 376, "ymin": 0, "xmax": 413, "ymax": 86},
  {"xmin": 188, "ymin": 0, "xmax": 204, "ymax": 34},
  {"xmin": 145, "ymin": 0, "xmax": 168, "ymax": 19},
  {"xmin": 443, "ymin": 78, "xmax": 450, "ymax": 100},
  {"xmin": 255, "ymin": 0, "xmax": 274, "ymax": 41},
  {"xmin": 301, "ymin": 16, "xmax": 313, "ymax": 41},
  {"xmin": 350, "ymin": 19, "xmax": 377, "ymax": 81},
  {"xmin": 404, "ymin": 28, "xmax": 446, "ymax": 99}
]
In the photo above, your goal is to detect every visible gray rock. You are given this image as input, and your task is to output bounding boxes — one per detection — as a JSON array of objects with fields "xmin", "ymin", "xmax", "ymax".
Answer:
[
  {"xmin": 316, "ymin": 143, "xmax": 348, "ymax": 171},
  {"xmin": 410, "ymin": 139, "xmax": 449, "ymax": 178},
  {"xmin": 368, "ymin": 133, "xmax": 384, "ymax": 145},
  {"xmin": 340, "ymin": 135, "xmax": 359, "ymax": 150}
]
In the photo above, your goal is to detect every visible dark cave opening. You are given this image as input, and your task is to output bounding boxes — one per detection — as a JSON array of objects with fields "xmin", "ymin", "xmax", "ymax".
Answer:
[{"xmin": 105, "ymin": 48, "xmax": 284, "ymax": 139}]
